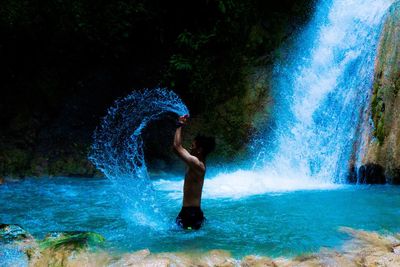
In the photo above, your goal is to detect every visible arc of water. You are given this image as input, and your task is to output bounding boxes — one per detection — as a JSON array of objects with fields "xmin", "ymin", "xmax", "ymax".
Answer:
[{"xmin": 89, "ymin": 88, "xmax": 189, "ymax": 226}]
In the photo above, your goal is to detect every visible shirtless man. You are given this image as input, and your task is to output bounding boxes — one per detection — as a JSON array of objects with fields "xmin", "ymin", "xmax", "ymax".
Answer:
[{"xmin": 173, "ymin": 115, "xmax": 215, "ymax": 230}]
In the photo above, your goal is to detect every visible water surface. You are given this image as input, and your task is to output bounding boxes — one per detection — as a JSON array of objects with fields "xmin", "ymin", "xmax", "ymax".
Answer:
[{"xmin": 1, "ymin": 177, "xmax": 399, "ymax": 258}]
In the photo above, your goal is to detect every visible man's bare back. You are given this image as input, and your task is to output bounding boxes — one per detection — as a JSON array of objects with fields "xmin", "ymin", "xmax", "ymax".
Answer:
[
  {"xmin": 172, "ymin": 115, "xmax": 215, "ymax": 230},
  {"xmin": 183, "ymin": 165, "xmax": 205, "ymax": 207}
]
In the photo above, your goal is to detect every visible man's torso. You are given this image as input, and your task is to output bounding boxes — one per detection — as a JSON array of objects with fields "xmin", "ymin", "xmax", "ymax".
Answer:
[{"xmin": 183, "ymin": 167, "xmax": 205, "ymax": 207}]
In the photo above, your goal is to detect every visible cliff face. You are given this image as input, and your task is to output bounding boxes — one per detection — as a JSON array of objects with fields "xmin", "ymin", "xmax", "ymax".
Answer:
[{"xmin": 360, "ymin": 1, "xmax": 400, "ymax": 184}]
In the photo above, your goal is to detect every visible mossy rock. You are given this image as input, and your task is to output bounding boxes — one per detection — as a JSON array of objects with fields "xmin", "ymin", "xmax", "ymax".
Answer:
[{"xmin": 39, "ymin": 231, "xmax": 105, "ymax": 251}]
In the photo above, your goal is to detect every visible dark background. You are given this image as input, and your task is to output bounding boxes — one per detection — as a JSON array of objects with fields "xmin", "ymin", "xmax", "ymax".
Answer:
[{"xmin": 0, "ymin": 0, "xmax": 317, "ymax": 177}]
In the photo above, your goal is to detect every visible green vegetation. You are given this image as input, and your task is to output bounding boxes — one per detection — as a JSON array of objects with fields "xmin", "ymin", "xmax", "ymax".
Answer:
[
  {"xmin": 39, "ymin": 232, "xmax": 105, "ymax": 251},
  {"xmin": 371, "ymin": 82, "xmax": 386, "ymax": 144}
]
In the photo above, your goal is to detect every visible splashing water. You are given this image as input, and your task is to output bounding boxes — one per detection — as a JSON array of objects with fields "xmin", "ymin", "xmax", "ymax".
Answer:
[{"xmin": 89, "ymin": 89, "xmax": 189, "ymax": 225}]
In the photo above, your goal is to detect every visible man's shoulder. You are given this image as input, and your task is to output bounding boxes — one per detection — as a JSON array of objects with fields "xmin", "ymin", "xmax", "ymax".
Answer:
[{"xmin": 188, "ymin": 159, "xmax": 205, "ymax": 174}]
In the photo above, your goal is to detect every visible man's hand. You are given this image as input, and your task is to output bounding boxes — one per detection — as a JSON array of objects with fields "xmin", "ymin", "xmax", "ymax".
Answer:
[{"xmin": 177, "ymin": 114, "xmax": 189, "ymax": 127}]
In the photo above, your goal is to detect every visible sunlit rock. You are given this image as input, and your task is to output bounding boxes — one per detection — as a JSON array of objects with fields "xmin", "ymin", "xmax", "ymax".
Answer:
[
  {"xmin": 113, "ymin": 249, "xmax": 235, "ymax": 267},
  {"xmin": 240, "ymin": 255, "xmax": 276, "ymax": 266},
  {"xmin": 15, "ymin": 228, "xmax": 400, "ymax": 267},
  {"xmin": 393, "ymin": 245, "xmax": 400, "ymax": 255}
]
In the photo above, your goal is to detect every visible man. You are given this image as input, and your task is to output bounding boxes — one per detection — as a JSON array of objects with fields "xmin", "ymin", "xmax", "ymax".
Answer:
[{"xmin": 173, "ymin": 115, "xmax": 215, "ymax": 230}]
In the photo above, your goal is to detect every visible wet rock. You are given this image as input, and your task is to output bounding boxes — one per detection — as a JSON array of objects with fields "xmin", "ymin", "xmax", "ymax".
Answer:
[
  {"xmin": 358, "ymin": 163, "xmax": 386, "ymax": 184},
  {"xmin": 387, "ymin": 168, "xmax": 400, "ymax": 185},
  {"xmin": 23, "ymin": 229, "xmax": 400, "ymax": 267},
  {"xmin": 0, "ymin": 224, "xmax": 33, "ymax": 243},
  {"xmin": 0, "ymin": 224, "xmax": 39, "ymax": 266},
  {"xmin": 360, "ymin": 1, "xmax": 400, "ymax": 182},
  {"xmin": 347, "ymin": 164, "xmax": 358, "ymax": 184}
]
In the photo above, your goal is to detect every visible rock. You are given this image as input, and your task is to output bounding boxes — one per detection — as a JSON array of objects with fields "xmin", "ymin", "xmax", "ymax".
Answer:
[
  {"xmin": 0, "ymin": 177, "xmax": 4, "ymax": 185},
  {"xmin": 393, "ymin": 244, "xmax": 400, "ymax": 255},
  {"xmin": 360, "ymin": 1, "xmax": 400, "ymax": 183},
  {"xmin": 358, "ymin": 163, "xmax": 386, "ymax": 184},
  {"xmin": 117, "ymin": 249, "xmax": 151, "ymax": 266},
  {"xmin": 0, "ymin": 224, "xmax": 39, "ymax": 266},
  {"xmin": 198, "ymin": 249, "xmax": 235, "ymax": 266},
  {"xmin": 347, "ymin": 164, "xmax": 358, "ymax": 184},
  {"xmin": 387, "ymin": 168, "xmax": 400, "ymax": 185},
  {"xmin": 28, "ymin": 231, "xmax": 106, "ymax": 267},
  {"xmin": 241, "ymin": 255, "xmax": 277, "ymax": 266},
  {"xmin": 114, "ymin": 249, "xmax": 235, "ymax": 267},
  {"xmin": 0, "ymin": 224, "xmax": 34, "ymax": 243}
]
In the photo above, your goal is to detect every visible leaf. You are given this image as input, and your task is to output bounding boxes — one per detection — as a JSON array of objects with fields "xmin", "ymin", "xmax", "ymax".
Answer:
[{"xmin": 170, "ymin": 55, "xmax": 192, "ymax": 71}]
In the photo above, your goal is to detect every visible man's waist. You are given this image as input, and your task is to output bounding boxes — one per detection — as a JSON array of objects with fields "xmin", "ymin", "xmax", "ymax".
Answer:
[{"xmin": 181, "ymin": 206, "xmax": 202, "ymax": 211}]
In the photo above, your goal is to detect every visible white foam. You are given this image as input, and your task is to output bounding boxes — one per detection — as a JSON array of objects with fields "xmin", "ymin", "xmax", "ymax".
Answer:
[{"xmin": 154, "ymin": 169, "xmax": 342, "ymax": 200}]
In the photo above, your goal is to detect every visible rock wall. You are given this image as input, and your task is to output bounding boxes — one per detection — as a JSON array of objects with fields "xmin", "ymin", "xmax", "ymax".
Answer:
[{"xmin": 360, "ymin": 1, "xmax": 400, "ymax": 184}]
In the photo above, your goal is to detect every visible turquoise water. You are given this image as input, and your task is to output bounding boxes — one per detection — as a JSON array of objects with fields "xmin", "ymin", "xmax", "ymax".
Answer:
[{"xmin": 1, "ymin": 177, "xmax": 399, "ymax": 258}]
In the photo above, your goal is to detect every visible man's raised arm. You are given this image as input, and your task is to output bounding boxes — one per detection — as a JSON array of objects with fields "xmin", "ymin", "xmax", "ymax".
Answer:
[{"xmin": 173, "ymin": 116, "xmax": 201, "ymax": 169}]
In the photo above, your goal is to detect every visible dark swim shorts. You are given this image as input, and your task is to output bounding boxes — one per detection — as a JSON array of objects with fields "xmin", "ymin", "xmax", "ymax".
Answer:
[{"xmin": 176, "ymin": 207, "xmax": 205, "ymax": 230}]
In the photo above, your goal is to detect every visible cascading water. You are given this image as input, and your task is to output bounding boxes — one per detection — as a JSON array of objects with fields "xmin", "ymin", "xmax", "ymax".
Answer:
[
  {"xmin": 89, "ymin": 89, "xmax": 189, "ymax": 225},
  {"xmin": 157, "ymin": 0, "xmax": 393, "ymax": 199},
  {"xmin": 92, "ymin": 0, "xmax": 393, "ymax": 206},
  {"xmin": 262, "ymin": 0, "xmax": 394, "ymax": 184}
]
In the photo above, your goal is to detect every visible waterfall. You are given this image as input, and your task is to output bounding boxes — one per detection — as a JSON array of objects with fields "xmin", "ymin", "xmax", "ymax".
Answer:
[
  {"xmin": 93, "ymin": 0, "xmax": 394, "ymax": 203},
  {"xmin": 156, "ymin": 0, "xmax": 393, "ymax": 199},
  {"xmin": 257, "ymin": 0, "xmax": 393, "ymax": 183}
]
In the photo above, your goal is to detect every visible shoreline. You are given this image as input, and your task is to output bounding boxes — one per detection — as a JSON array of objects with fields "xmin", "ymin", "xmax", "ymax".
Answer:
[{"xmin": 3, "ymin": 225, "xmax": 400, "ymax": 266}]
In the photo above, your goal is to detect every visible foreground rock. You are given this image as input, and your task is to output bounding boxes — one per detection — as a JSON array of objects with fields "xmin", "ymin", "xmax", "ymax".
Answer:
[
  {"xmin": 106, "ymin": 228, "xmax": 400, "ymax": 266},
  {"xmin": 112, "ymin": 249, "xmax": 237, "ymax": 266},
  {"xmin": 360, "ymin": 1, "xmax": 400, "ymax": 184},
  {"xmin": 0, "ymin": 224, "xmax": 38, "ymax": 266},
  {"xmin": 0, "ymin": 224, "xmax": 34, "ymax": 244},
  {"xmin": 33, "ymin": 228, "xmax": 399, "ymax": 267},
  {"xmin": 2, "ymin": 225, "xmax": 400, "ymax": 266},
  {"xmin": 29, "ymin": 231, "xmax": 107, "ymax": 267}
]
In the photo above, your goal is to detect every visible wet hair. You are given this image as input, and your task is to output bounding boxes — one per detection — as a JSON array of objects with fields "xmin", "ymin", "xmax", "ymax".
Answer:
[{"xmin": 194, "ymin": 134, "xmax": 216, "ymax": 157}]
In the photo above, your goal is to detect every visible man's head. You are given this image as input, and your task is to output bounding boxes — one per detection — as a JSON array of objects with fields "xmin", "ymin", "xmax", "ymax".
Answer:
[{"xmin": 190, "ymin": 135, "xmax": 216, "ymax": 158}]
